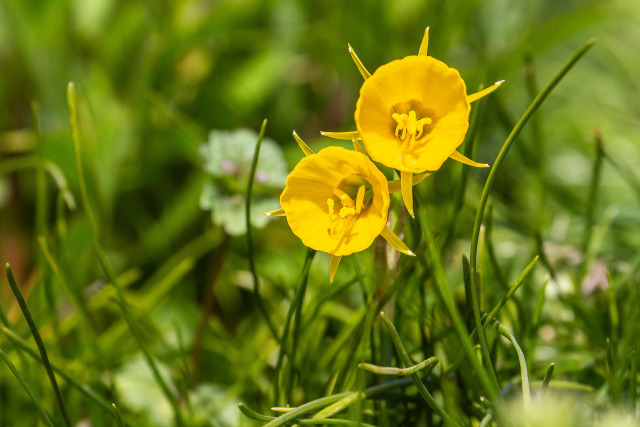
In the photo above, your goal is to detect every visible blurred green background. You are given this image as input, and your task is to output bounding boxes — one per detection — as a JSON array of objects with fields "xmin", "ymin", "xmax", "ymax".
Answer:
[{"xmin": 1, "ymin": 0, "xmax": 640, "ymax": 425}]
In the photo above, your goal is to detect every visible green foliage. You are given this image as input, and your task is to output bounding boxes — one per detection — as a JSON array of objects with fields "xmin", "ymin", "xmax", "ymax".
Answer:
[{"xmin": 1, "ymin": 0, "xmax": 640, "ymax": 426}]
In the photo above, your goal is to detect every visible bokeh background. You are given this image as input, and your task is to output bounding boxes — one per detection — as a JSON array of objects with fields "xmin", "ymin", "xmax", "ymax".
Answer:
[{"xmin": 1, "ymin": 0, "xmax": 640, "ymax": 425}]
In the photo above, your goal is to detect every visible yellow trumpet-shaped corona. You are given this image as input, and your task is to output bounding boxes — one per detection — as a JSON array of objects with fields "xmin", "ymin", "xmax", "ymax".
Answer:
[
  {"xmin": 280, "ymin": 146, "xmax": 389, "ymax": 256},
  {"xmin": 276, "ymin": 145, "xmax": 414, "ymax": 282},
  {"xmin": 324, "ymin": 29, "xmax": 502, "ymax": 216},
  {"xmin": 355, "ymin": 56, "xmax": 471, "ymax": 173}
]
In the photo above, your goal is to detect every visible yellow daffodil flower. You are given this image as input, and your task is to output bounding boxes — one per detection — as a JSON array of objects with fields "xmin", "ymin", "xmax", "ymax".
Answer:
[
  {"xmin": 323, "ymin": 28, "xmax": 503, "ymax": 217},
  {"xmin": 265, "ymin": 134, "xmax": 418, "ymax": 283}
]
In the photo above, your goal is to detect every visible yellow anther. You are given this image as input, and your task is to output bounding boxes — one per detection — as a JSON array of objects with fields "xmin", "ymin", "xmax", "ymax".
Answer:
[
  {"xmin": 392, "ymin": 110, "xmax": 432, "ymax": 147},
  {"xmin": 333, "ymin": 188, "xmax": 355, "ymax": 208},
  {"xmin": 327, "ymin": 198, "xmax": 335, "ymax": 215},
  {"xmin": 339, "ymin": 206, "xmax": 356, "ymax": 218}
]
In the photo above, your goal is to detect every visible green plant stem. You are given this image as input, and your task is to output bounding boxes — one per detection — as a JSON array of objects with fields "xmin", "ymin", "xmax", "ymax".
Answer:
[
  {"xmin": 246, "ymin": 118, "xmax": 278, "ymax": 339},
  {"xmin": 0, "ymin": 348, "xmax": 55, "ymax": 427},
  {"xmin": 115, "ymin": 296, "xmax": 184, "ymax": 421},
  {"xmin": 266, "ymin": 392, "xmax": 351, "ymax": 427},
  {"xmin": 468, "ymin": 39, "xmax": 596, "ymax": 399},
  {"xmin": 485, "ymin": 256, "xmax": 538, "ymax": 322},
  {"xmin": 273, "ymin": 248, "xmax": 316, "ymax": 405},
  {"xmin": 1, "ymin": 325, "xmax": 116, "ymax": 417},
  {"xmin": 358, "ymin": 356, "xmax": 438, "ymax": 376},
  {"xmin": 606, "ymin": 338, "xmax": 620, "ymax": 402},
  {"xmin": 379, "ymin": 312, "xmax": 457, "ymax": 426},
  {"xmin": 112, "ymin": 403, "xmax": 125, "ymax": 427},
  {"xmin": 67, "ymin": 82, "xmax": 185, "ymax": 426},
  {"xmin": 420, "ymin": 214, "xmax": 502, "ymax": 408},
  {"xmin": 448, "ymin": 256, "xmax": 538, "ymax": 373},
  {"xmin": 631, "ymin": 349, "xmax": 637, "ymax": 417},
  {"xmin": 239, "ymin": 403, "xmax": 379, "ymax": 426},
  {"xmin": 37, "ymin": 237, "xmax": 103, "ymax": 356},
  {"xmin": 288, "ymin": 249, "xmax": 312, "ymax": 402},
  {"xmin": 244, "ymin": 378, "xmax": 414, "ymax": 426},
  {"xmin": 579, "ymin": 130, "xmax": 604, "ymax": 281},
  {"xmin": 478, "ymin": 413, "xmax": 493, "ymax": 427},
  {"xmin": 490, "ymin": 318, "xmax": 530, "ymax": 423},
  {"xmin": 5, "ymin": 264, "xmax": 72, "ymax": 427},
  {"xmin": 542, "ymin": 362, "xmax": 555, "ymax": 394}
]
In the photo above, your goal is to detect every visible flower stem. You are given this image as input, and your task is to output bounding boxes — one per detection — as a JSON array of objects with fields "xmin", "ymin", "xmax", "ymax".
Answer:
[
  {"xmin": 468, "ymin": 38, "xmax": 596, "ymax": 402},
  {"xmin": 273, "ymin": 248, "xmax": 316, "ymax": 405},
  {"xmin": 246, "ymin": 119, "xmax": 279, "ymax": 339}
]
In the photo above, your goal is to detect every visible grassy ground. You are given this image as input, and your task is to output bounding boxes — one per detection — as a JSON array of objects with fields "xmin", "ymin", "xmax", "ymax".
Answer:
[{"xmin": 1, "ymin": 0, "xmax": 640, "ymax": 425}]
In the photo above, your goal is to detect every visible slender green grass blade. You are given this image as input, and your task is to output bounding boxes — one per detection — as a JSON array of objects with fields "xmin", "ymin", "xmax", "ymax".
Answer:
[
  {"xmin": 379, "ymin": 312, "xmax": 457, "ymax": 426},
  {"xmin": 468, "ymin": 39, "xmax": 596, "ymax": 401},
  {"xmin": 112, "ymin": 403, "xmax": 124, "ymax": 427},
  {"xmin": 579, "ymin": 130, "xmax": 605, "ymax": 281},
  {"xmin": 246, "ymin": 119, "xmax": 278, "ymax": 339},
  {"xmin": 240, "ymin": 400, "xmax": 376, "ymax": 426},
  {"xmin": 6, "ymin": 263, "xmax": 72, "ymax": 426},
  {"xmin": 274, "ymin": 248, "xmax": 316, "ymax": 405},
  {"xmin": 265, "ymin": 393, "xmax": 351, "ymax": 427},
  {"xmin": 1, "ymin": 325, "xmax": 124, "ymax": 420},
  {"xmin": 491, "ymin": 318, "xmax": 530, "ymax": 425},
  {"xmin": 419, "ymin": 212, "xmax": 502, "ymax": 408},
  {"xmin": 0, "ymin": 349, "xmax": 55, "ymax": 427},
  {"xmin": 447, "ymin": 256, "xmax": 538, "ymax": 374},
  {"xmin": 478, "ymin": 413, "xmax": 493, "ymax": 427},
  {"xmin": 606, "ymin": 338, "xmax": 620, "ymax": 402},
  {"xmin": 542, "ymin": 362, "xmax": 555, "ymax": 393},
  {"xmin": 358, "ymin": 356, "xmax": 438, "ymax": 376},
  {"xmin": 631, "ymin": 349, "xmax": 637, "ymax": 417}
]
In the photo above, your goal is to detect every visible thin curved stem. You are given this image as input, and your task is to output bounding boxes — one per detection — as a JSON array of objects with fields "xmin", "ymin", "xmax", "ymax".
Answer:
[
  {"xmin": 246, "ymin": 119, "xmax": 278, "ymax": 339},
  {"xmin": 6, "ymin": 264, "xmax": 72, "ymax": 427},
  {"xmin": 468, "ymin": 39, "xmax": 596, "ymax": 400}
]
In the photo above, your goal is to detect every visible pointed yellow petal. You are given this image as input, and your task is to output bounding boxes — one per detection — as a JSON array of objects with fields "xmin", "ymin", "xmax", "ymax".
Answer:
[
  {"xmin": 330, "ymin": 255, "xmax": 342, "ymax": 283},
  {"xmin": 380, "ymin": 225, "xmax": 414, "ymax": 256},
  {"xmin": 388, "ymin": 173, "xmax": 430, "ymax": 193},
  {"xmin": 467, "ymin": 80, "xmax": 505, "ymax": 103},
  {"xmin": 449, "ymin": 150, "xmax": 489, "ymax": 168},
  {"xmin": 348, "ymin": 44, "xmax": 371, "ymax": 80},
  {"xmin": 355, "ymin": 185, "xmax": 365, "ymax": 214},
  {"xmin": 320, "ymin": 130, "xmax": 361, "ymax": 141},
  {"xmin": 352, "ymin": 139, "xmax": 366, "ymax": 154},
  {"xmin": 418, "ymin": 27, "xmax": 430, "ymax": 56},
  {"xmin": 264, "ymin": 208, "xmax": 286, "ymax": 216},
  {"xmin": 401, "ymin": 171, "xmax": 414, "ymax": 217},
  {"xmin": 293, "ymin": 131, "xmax": 315, "ymax": 156}
]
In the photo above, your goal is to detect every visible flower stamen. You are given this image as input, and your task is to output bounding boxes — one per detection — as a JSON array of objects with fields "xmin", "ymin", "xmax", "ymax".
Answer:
[
  {"xmin": 333, "ymin": 188, "xmax": 355, "ymax": 208},
  {"xmin": 355, "ymin": 185, "xmax": 365, "ymax": 214},
  {"xmin": 327, "ymin": 185, "xmax": 368, "ymax": 235},
  {"xmin": 392, "ymin": 110, "xmax": 432, "ymax": 148}
]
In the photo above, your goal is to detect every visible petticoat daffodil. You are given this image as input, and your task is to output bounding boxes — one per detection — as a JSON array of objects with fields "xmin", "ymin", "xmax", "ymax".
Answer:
[
  {"xmin": 265, "ymin": 133, "xmax": 418, "ymax": 283},
  {"xmin": 323, "ymin": 28, "xmax": 503, "ymax": 217}
]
